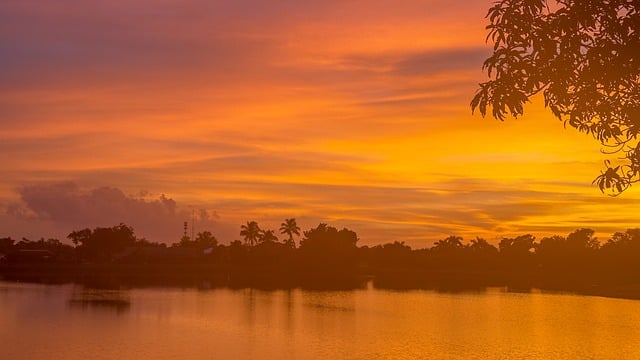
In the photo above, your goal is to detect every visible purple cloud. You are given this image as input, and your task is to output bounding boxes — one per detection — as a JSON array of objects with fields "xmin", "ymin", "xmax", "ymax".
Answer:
[{"xmin": 8, "ymin": 182, "xmax": 234, "ymax": 244}]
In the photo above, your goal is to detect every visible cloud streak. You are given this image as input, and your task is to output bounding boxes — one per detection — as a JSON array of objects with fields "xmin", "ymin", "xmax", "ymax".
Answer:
[
  {"xmin": 5, "ymin": 178, "xmax": 639, "ymax": 249},
  {"xmin": 2, "ymin": 0, "xmax": 639, "ymax": 248}
]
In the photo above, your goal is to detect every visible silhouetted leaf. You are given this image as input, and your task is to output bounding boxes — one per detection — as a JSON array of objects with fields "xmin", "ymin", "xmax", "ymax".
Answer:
[{"xmin": 473, "ymin": 0, "xmax": 640, "ymax": 194}]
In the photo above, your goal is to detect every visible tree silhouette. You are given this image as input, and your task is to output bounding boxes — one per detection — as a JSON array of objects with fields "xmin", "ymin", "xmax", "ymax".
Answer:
[
  {"xmin": 279, "ymin": 218, "xmax": 300, "ymax": 248},
  {"xmin": 566, "ymin": 228, "xmax": 599, "ymax": 251},
  {"xmin": 67, "ymin": 223, "xmax": 138, "ymax": 261},
  {"xmin": 7, "ymin": 221, "xmax": 640, "ymax": 296},
  {"xmin": 178, "ymin": 235, "xmax": 192, "ymax": 247},
  {"xmin": 0, "ymin": 237, "xmax": 15, "ymax": 253},
  {"xmin": 499, "ymin": 234, "xmax": 536, "ymax": 256},
  {"xmin": 600, "ymin": 228, "xmax": 640, "ymax": 276},
  {"xmin": 536, "ymin": 235, "xmax": 567, "ymax": 260},
  {"xmin": 432, "ymin": 235, "xmax": 464, "ymax": 252},
  {"xmin": 240, "ymin": 221, "xmax": 261, "ymax": 247},
  {"xmin": 195, "ymin": 231, "xmax": 218, "ymax": 248},
  {"xmin": 472, "ymin": 0, "xmax": 640, "ymax": 194},
  {"xmin": 467, "ymin": 237, "xmax": 498, "ymax": 254},
  {"xmin": 259, "ymin": 229, "xmax": 279, "ymax": 243},
  {"xmin": 299, "ymin": 223, "xmax": 359, "ymax": 280},
  {"xmin": 300, "ymin": 223, "xmax": 359, "ymax": 250},
  {"xmin": 178, "ymin": 230, "xmax": 218, "ymax": 250}
]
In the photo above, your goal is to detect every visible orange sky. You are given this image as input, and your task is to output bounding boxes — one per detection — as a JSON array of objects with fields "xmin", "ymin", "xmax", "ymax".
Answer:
[{"xmin": 2, "ymin": 0, "xmax": 640, "ymax": 247}]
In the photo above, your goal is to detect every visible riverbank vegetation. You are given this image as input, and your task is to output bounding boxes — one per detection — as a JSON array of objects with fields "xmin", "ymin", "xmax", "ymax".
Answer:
[{"xmin": 2, "ymin": 221, "xmax": 640, "ymax": 298}]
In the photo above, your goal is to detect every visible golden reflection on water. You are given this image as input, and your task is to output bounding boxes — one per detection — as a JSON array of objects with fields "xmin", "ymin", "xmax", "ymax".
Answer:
[{"xmin": 1, "ymin": 281, "xmax": 640, "ymax": 359}]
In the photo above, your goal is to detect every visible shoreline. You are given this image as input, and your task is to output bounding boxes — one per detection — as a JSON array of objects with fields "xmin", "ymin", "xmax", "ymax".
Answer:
[{"xmin": 3, "ymin": 263, "xmax": 640, "ymax": 301}]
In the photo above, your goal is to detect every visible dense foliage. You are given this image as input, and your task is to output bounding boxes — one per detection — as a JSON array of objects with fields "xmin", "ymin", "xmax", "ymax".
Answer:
[
  {"xmin": 3, "ymin": 221, "xmax": 640, "ymax": 297},
  {"xmin": 472, "ymin": 0, "xmax": 640, "ymax": 194}
]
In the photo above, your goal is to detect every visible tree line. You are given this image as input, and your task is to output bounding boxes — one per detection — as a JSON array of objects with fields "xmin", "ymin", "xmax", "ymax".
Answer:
[{"xmin": 2, "ymin": 221, "xmax": 640, "ymax": 297}]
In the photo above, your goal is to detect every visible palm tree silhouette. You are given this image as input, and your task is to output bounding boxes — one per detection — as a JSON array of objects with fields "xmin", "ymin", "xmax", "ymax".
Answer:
[
  {"xmin": 279, "ymin": 218, "xmax": 300, "ymax": 248},
  {"xmin": 260, "ymin": 230, "xmax": 279, "ymax": 243},
  {"xmin": 432, "ymin": 236, "xmax": 464, "ymax": 252},
  {"xmin": 468, "ymin": 237, "xmax": 496, "ymax": 251},
  {"xmin": 240, "ymin": 221, "xmax": 261, "ymax": 247}
]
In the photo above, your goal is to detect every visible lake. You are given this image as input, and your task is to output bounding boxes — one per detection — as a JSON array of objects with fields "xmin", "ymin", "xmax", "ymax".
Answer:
[{"xmin": 1, "ymin": 281, "xmax": 639, "ymax": 359}]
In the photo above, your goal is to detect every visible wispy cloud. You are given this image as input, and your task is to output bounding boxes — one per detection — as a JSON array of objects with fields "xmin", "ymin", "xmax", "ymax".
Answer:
[
  {"xmin": 1, "ymin": 0, "xmax": 639, "ymax": 247},
  {"xmin": 5, "ymin": 178, "xmax": 639, "ymax": 248}
]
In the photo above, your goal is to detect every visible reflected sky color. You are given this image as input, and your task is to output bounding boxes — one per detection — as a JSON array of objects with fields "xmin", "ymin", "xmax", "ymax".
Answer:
[
  {"xmin": 2, "ymin": 0, "xmax": 640, "ymax": 246},
  {"xmin": 2, "ymin": 282, "xmax": 640, "ymax": 359}
]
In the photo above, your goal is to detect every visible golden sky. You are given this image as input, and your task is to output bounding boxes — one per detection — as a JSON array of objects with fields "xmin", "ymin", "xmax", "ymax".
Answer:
[{"xmin": 2, "ymin": 0, "xmax": 639, "ymax": 246}]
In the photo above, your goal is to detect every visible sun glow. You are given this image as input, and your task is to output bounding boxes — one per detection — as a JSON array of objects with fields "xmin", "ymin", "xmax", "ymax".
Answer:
[{"xmin": 1, "ymin": 0, "xmax": 640, "ymax": 247}]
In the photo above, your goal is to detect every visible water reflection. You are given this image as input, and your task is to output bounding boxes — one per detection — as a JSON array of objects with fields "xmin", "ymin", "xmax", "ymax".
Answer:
[
  {"xmin": 67, "ymin": 286, "xmax": 131, "ymax": 313},
  {"xmin": 3, "ymin": 281, "xmax": 640, "ymax": 359}
]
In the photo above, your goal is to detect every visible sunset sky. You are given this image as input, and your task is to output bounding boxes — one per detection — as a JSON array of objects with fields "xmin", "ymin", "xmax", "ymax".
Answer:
[{"xmin": 2, "ymin": 0, "xmax": 640, "ymax": 247}]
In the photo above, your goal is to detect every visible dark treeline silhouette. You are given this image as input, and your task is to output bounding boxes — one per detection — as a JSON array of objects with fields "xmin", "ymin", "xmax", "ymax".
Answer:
[{"xmin": 3, "ymin": 222, "xmax": 640, "ymax": 298}]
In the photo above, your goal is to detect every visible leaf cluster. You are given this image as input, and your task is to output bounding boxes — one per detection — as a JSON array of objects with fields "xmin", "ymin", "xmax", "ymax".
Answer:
[{"xmin": 472, "ymin": 0, "xmax": 640, "ymax": 194}]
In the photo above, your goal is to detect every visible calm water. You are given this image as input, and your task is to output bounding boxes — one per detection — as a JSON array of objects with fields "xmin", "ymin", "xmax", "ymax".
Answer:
[{"xmin": 1, "ymin": 281, "xmax": 640, "ymax": 359}]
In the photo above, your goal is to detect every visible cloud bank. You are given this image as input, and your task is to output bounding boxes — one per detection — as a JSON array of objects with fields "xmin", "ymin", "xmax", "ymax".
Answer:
[{"xmin": 5, "ymin": 183, "xmax": 234, "ymax": 244}]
